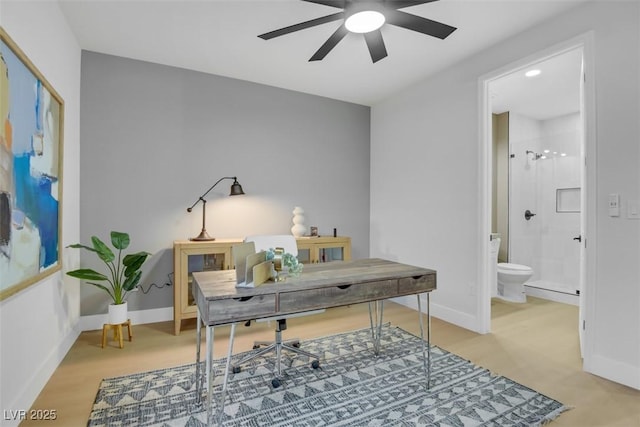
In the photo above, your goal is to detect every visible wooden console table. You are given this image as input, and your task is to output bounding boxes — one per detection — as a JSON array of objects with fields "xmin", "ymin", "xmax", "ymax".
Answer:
[
  {"xmin": 192, "ymin": 258, "xmax": 436, "ymax": 424},
  {"xmin": 295, "ymin": 236, "xmax": 351, "ymax": 263},
  {"xmin": 173, "ymin": 236, "xmax": 352, "ymax": 335}
]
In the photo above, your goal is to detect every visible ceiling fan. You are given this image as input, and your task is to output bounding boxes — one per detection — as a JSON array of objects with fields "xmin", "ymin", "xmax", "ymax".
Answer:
[{"xmin": 258, "ymin": 0, "xmax": 457, "ymax": 63}]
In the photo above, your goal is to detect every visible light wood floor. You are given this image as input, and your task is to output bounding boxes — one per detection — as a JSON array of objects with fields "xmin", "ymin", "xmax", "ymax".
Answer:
[{"xmin": 24, "ymin": 297, "xmax": 640, "ymax": 426}]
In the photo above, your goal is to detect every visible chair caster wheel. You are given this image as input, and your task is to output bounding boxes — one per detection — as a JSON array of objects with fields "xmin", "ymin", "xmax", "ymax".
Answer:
[
  {"xmin": 292, "ymin": 342, "xmax": 300, "ymax": 348},
  {"xmin": 232, "ymin": 366, "xmax": 241, "ymax": 374},
  {"xmin": 271, "ymin": 378, "xmax": 281, "ymax": 388},
  {"xmin": 311, "ymin": 360, "xmax": 320, "ymax": 369},
  {"xmin": 253, "ymin": 345, "xmax": 260, "ymax": 350}
]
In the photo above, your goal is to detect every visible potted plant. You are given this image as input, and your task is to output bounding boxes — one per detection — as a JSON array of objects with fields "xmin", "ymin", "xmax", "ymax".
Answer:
[{"xmin": 66, "ymin": 231, "xmax": 150, "ymax": 324}]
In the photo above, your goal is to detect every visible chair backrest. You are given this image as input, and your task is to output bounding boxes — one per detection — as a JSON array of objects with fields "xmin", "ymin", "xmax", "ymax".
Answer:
[{"xmin": 244, "ymin": 235, "xmax": 298, "ymax": 257}]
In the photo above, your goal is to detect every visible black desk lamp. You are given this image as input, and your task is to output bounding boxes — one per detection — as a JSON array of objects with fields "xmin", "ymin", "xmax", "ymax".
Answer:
[{"xmin": 187, "ymin": 176, "xmax": 245, "ymax": 241}]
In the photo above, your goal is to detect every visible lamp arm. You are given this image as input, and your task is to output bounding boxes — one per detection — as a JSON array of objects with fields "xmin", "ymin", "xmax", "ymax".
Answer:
[{"xmin": 186, "ymin": 176, "xmax": 237, "ymax": 212}]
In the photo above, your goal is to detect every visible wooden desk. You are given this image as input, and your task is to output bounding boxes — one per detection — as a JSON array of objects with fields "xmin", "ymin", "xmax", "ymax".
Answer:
[{"xmin": 192, "ymin": 258, "xmax": 436, "ymax": 424}]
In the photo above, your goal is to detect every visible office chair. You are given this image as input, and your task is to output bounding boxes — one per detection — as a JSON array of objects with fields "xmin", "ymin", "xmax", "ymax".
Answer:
[{"xmin": 232, "ymin": 234, "xmax": 322, "ymax": 388}]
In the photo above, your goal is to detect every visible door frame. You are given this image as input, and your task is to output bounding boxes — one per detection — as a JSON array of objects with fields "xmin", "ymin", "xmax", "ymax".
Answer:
[{"xmin": 476, "ymin": 32, "xmax": 596, "ymax": 367}]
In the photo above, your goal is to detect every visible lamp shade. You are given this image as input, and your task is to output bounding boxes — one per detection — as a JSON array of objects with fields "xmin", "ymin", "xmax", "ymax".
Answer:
[{"xmin": 230, "ymin": 179, "xmax": 245, "ymax": 196}]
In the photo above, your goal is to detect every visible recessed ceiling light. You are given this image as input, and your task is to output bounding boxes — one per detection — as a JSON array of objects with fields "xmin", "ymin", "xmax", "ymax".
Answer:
[
  {"xmin": 543, "ymin": 149, "xmax": 550, "ymax": 153},
  {"xmin": 345, "ymin": 11, "xmax": 386, "ymax": 33},
  {"xmin": 560, "ymin": 153, "xmax": 567, "ymax": 157},
  {"xmin": 525, "ymin": 69, "xmax": 541, "ymax": 77}
]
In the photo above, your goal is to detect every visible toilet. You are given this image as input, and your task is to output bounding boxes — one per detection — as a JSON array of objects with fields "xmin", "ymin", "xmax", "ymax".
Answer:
[
  {"xmin": 489, "ymin": 236, "xmax": 501, "ymax": 298},
  {"xmin": 496, "ymin": 263, "xmax": 533, "ymax": 303}
]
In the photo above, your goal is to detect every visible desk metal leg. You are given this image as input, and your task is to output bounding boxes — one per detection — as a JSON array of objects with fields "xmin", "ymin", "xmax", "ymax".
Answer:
[
  {"xmin": 427, "ymin": 293, "xmax": 431, "ymax": 387},
  {"xmin": 200, "ymin": 322, "xmax": 237, "ymax": 426},
  {"xmin": 195, "ymin": 309, "xmax": 203, "ymax": 406},
  {"xmin": 215, "ymin": 322, "xmax": 236, "ymax": 424},
  {"xmin": 368, "ymin": 300, "xmax": 384, "ymax": 356},
  {"xmin": 416, "ymin": 293, "xmax": 431, "ymax": 389},
  {"xmin": 205, "ymin": 325, "xmax": 215, "ymax": 425}
]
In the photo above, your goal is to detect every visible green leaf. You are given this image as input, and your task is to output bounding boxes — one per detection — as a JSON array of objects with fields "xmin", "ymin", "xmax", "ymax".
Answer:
[
  {"xmin": 66, "ymin": 269, "xmax": 108, "ymax": 281},
  {"xmin": 85, "ymin": 282, "xmax": 115, "ymax": 301},
  {"xmin": 123, "ymin": 252, "xmax": 150, "ymax": 277},
  {"xmin": 66, "ymin": 243, "xmax": 98, "ymax": 253},
  {"xmin": 91, "ymin": 236, "xmax": 115, "ymax": 263},
  {"xmin": 111, "ymin": 231, "xmax": 130, "ymax": 250},
  {"xmin": 123, "ymin": 270, "xmax": 142, "ymax": 292}
]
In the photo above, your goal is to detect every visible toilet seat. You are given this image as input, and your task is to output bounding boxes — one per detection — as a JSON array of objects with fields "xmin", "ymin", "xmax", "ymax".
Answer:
[{"xmin": 498, "ymin": 263, "xmax": 532, "ymax": 273}]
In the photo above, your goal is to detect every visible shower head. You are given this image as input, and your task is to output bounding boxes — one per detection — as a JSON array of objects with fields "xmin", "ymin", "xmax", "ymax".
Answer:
[{"xmin": 526, "ymin": 150, "xmax": 542, "ymax": 160}]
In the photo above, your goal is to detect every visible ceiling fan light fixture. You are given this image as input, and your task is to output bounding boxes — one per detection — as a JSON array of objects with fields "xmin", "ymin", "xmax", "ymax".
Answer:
[
  {"xmin": 345, "ymin": 10, "xmax": 385, "ymax": 33},
  {"xmin": 258, "ymin": 0, "xmax": 457, "ymax": 63}
]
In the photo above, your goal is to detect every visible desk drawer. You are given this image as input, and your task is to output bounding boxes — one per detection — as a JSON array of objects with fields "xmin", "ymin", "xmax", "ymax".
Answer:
[
  {"xmin": 398, "ymin": 274, "xmax": 436, "ymax": 295},
  {"xmin": 280, "ymin": 280, "xmax": 398, "ymax": 312},
  {"xmin": 207, "ymin": 294, "xmax": 276, "ymax": 324}
]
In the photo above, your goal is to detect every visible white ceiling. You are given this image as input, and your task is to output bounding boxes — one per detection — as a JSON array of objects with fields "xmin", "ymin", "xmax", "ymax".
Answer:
[
  {"xmin": 490, "ymin": 47, "xmax": 582, "ymax": 121},
  {"xmin": 58, "ymin": 0, "xmax": 588, "ymax": 107}
]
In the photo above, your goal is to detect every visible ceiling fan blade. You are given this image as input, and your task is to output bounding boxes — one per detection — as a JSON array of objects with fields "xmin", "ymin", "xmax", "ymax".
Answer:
[
  {"xmin": 259, "ymin": 12, "xmax": 345, "ymax": 40},
  {"xmin": 384, "ymin": 0, "xmax": 439, "ymax": 10},
  {"xmin": 386, "ymin": 9, "xmax": 456, "ymax": 39},
  {"xmin": 302, "ymin": 0, "xmax": 346, "ymax": 8},
  {"xmin": 364, "ymin": 30, "xmax": 388, "ymax": 63},
  {"xmin": 309, "ymin": 25, "xmax": 349, "ymax": 61}
]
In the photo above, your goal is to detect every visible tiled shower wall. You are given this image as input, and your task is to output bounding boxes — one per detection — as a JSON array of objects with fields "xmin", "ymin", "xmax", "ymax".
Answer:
[{"xmin": 509, "ymin": 112, "xmax": 581, "ymax": 295}]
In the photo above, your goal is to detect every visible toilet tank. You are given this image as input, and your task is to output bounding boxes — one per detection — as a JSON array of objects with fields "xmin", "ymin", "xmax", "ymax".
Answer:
[{"xmin": 490, "ymin": 237, "xmax": 501, "ymax": 297}]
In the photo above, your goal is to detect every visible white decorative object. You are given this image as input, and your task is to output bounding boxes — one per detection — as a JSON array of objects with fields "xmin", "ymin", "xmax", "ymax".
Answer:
[
  {"xmin": 108, "ymin": 301, "xmax": 128, "ymax": 325},
  {"xmin": 291, "ymin": 206, "xmax": 307, "ymax": 237}
]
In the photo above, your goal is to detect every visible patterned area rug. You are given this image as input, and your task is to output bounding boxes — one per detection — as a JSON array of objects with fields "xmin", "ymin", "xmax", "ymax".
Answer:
[{"xmin": 89, "ymin": 325, "xmax": 566, "ymax": 426}]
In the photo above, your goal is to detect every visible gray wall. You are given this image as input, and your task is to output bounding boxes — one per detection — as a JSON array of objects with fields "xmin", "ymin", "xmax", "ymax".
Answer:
[{"xmin": 80, "ymin": 52, "xmax": 370, "ymax": 315}]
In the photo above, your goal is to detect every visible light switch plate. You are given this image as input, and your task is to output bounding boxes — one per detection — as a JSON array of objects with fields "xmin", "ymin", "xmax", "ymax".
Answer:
[
  {"xmin": 628, "ymin": 200, "xmax": 640, "ymax": 219},
  {"xmin": 609, "ymin": 193, "xmax": 620, "ymax": 217}
]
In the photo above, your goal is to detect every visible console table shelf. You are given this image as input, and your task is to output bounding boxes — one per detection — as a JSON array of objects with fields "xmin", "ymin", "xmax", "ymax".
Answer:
[{"xmin": 295, "ymin": 236, "xmax": 351, "ymax": 264}]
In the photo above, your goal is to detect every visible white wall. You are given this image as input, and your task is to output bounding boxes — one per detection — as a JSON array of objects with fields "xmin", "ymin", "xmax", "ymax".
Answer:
[
  {"xmin": 0, "ymin": 1, "xmax": 81, "ymax": 423},
  {"xmin": 371, "ymin": 67, "xmax": 481, "ymax": 329},
  {"xmin": 371, "ymin": 1, "xmax": 640, "ymax": 389}
]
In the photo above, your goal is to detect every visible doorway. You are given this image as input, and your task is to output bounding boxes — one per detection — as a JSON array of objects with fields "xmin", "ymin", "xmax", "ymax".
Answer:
[
  {"xmin": 491, "ymin": 47, "xmax": 583, "ymax": 306},
  {"xmin": 478, "ymin": 34, "xmax": 596, "ymax": 361}
]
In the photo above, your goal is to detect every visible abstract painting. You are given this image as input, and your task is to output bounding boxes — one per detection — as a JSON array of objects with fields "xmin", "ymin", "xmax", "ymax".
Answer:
[{"xmin": 0, "ymin": 28, "xmax": 64, "ymax": 300}]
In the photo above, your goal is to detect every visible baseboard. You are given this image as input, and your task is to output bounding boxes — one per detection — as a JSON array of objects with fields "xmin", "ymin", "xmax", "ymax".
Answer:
[
  {"xmin": 3, "ymin": 324, "xmax": 81, "ymax": 427},
  {"xmin": 525, "ymin": 285, "xmax": 579, "ymax": 306},
  {"xmin": 80, "ymin": 307, "xmax": 173, "ymax": 331},
  {"xmin": 391, "ymin": 296, "xmax": 483, "ymax": 333},
  {"xmin": 587, "ymin": 353, "xmax": 640, "ymax": 390}
]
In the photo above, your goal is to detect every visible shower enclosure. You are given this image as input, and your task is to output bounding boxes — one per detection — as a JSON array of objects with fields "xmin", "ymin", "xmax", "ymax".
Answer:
[{"xmin": 508, "ymin": 112, "xmax": 581, "ymax": 299}]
